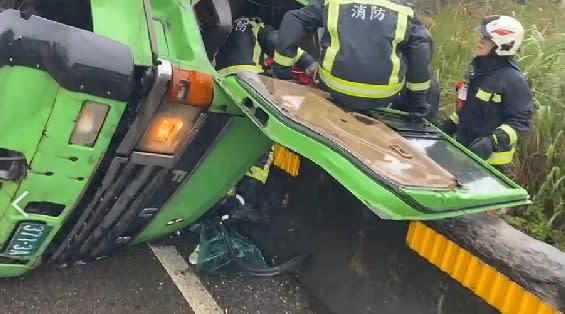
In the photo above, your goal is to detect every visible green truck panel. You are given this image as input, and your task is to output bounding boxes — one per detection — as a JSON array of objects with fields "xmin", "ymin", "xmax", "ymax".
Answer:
[
  {"xmin": 90, "ymin": 0, "xmax": 153, "ymax": 66},
  {"xmin": 134, "ymin": 115, "xmax": 273, "ymax": 243},
  {"xmin": 0, "ymin": 68, "xmax": 126, "ymax": 277},
  {"xmin": 150, "ymin": 0, "xmax": 216, "ymax": 74}
]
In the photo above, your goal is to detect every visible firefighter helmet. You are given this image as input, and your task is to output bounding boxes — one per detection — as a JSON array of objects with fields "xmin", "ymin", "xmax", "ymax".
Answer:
[{"xmin": 476, "ymin": 15, "xmax": 525, "ymax": 56}]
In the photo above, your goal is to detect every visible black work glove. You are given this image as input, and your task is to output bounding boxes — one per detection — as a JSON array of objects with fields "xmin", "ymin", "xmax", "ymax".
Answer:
[
  {"xmin": 492, "ymin": 128, "xmax": 512, "ymax": 151},
  {"xmin": 469, "ymin": 136, "xmax": 494, "ymax": 160},
  {"xmin": 272, "ymin": 63, "xmax": 293, "ymax": 80},
  {"xmin": 439, "ymin": 118, "xmax": 458, "ymax": 136},
  {"xmin": 230, "ymin": 176, "xmax": 270, "ymax": 223},
  {"xmin": 236, "ymin": 176, "xmax": 264, "ymax": 203},
  {"xmin": 403, "ymin": 90, "xmax": 431, "ymax": 121},
  {"xmin": 296, "ymin": 52, "xmax": 316, "ymax": 73}
]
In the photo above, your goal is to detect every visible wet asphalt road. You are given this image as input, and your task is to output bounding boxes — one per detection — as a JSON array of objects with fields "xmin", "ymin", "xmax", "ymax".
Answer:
[
  {"xmin": 0, "ymin": 240, "xmax": 324, "ymax": 314},
  {"xmin": 0, "ymin": 245, "xmax": 192, "ymax": 314}
]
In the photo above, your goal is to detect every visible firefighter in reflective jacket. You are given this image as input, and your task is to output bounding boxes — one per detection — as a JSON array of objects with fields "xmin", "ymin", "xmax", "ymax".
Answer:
[
  {"xmin": 440, "ymin": 15, "xmax": 533, "ymax": 175},
  {"xmin": 271, "ymin": 0, "xmax": 432, "ymax": 117},
  {"xmin": 215, "ymin": 18, "xmax": 315, "ymax": 222},
  {"xmin": 214, "ymin": 17, "xmax": 317, "ymax": 77}
]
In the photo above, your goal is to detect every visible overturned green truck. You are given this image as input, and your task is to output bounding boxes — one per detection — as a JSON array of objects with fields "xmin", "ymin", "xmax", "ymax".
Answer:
[{"xmin": 0, "ymin": 0, "xmax": 530, "ymax": 278}]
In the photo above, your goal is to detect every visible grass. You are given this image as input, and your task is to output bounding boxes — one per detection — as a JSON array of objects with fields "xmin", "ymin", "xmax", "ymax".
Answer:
[{"xmin": 422, "ymin": 0, "xmax": 565, "ymax": 250}]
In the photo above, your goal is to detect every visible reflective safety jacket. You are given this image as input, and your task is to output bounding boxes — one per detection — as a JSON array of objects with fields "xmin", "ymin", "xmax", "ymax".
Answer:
[
  {"xmin": 274, "ymin": 0, "xmax": 432, "ymax": 107},
  {"xmin": 449, "ymin": 56, "xmax": 533, "ymax": 167},
  {"xmin": 214, "ymin": 17, "xmax": 313, "ymax": 76}
]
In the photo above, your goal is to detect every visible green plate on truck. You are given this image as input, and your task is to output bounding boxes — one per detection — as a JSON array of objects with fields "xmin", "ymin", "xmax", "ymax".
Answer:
[{"xmin": 3, "ymin": 222, "xmax": 52, "ymax": 257}]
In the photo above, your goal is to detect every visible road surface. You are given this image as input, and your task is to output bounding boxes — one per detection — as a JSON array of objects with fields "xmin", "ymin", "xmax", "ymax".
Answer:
[{"xmin": 0, "ymin": 240, "xmax": 325, "ymax": 314}]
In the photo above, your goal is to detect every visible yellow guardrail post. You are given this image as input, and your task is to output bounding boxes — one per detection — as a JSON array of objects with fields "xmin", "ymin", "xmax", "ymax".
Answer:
[{"xmin": 406, "ymin": 221, "xmax": 562, "ymax": 314}]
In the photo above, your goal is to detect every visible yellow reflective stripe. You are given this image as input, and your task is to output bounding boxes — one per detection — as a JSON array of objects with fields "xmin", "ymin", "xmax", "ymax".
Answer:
[
  {"xmin": 265, "ymin": 150, "xmax": 274, "ymax": 169},
  {"xmin": 389, "ymin": 14, "xmax": 409, "ymax": 84},
  {"xmin": 487, "ymin": 147, "xmax": 515, "ymax": 166},
  {"xmin": 251, "ymin": 23, "xmax": 263, "ymax": 68},
  {"xmin": 245, "ymin": 151, "xmax": 274, "ymax": 184},
  {"xmin": 497, "ymin": 124, "xmax": 518, "ymax": 146},
  {"xmin": 406, "ymin": 80, "xmax": 431, "ymax": 92},
  {"xmin": 450, "ymin": 112, "xmax": 459, "ymax": 124},
  {"xmin": 476, "ymin": 88, "xmax": 491, "ymax": 102},
  {"xmin": 323, "ymin": 0, "xmax": 340, "ymax": 71},
  {"xmin": 318, "ymin": 67, "xmax": 404, "ymax": 98},
  {"xmin": 295, "ymin": 48, "xmax": 305, "ymax": 62},
  {"xmin": 476, "ymin": 88, "xmax": 502, "ymax": 103},
  {"xmin": 274, "ymin": 51, "xmax": 295, "ymax": 66},
  {"xmin": 270, "ymin": 49, "xmax": 304, "ymax": 67},
  {"xmin": 246, "ymin": 166, "xmax": 269, "ymax": 183},
  {"xmin": 218, "ymin": 65, "xmax": 261, "ymax": 75}
]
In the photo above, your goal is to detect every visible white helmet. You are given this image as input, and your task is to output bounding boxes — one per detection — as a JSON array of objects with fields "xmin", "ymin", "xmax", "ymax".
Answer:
[{"xmin": 476, "ymin": 15, "xmax": 525, "ymax": 56}]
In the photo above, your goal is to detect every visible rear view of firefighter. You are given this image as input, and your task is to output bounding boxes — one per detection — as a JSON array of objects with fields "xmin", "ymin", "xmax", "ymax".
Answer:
[
  {"xmin": 272, "ymin": 0, "xmax": 432, "ymax": 117},
  {"xmin": 214, "ymin": 16, "xmax": 317, "ymax": 78},
  {"xmin": 440, "ymin": 15, "xmax": 533, "ymax": 175}
]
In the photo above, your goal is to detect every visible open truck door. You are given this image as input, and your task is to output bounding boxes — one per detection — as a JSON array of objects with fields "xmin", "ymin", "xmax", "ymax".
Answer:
[{"xmin": 219, "ymin": 72, "xmax": 531, "ymax": 220}]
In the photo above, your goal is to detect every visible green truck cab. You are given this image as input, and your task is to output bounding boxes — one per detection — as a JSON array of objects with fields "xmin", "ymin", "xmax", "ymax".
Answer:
[{"xmin": 0, "ymin": 0, "xmax": 530, "ymax": 278}]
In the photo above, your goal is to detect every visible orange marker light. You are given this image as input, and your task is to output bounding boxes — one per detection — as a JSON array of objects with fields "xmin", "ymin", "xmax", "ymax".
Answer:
[
  {"xmin": 153, "ymin": 117, "xmax": 184, "ymax": 143},
  {"xmin": 135, "ymin": 101, "xmax": 203, "ymax": 155},
  {"xmin": 167, "ymin": 68, "xmax": 214, "ymax": 108}
]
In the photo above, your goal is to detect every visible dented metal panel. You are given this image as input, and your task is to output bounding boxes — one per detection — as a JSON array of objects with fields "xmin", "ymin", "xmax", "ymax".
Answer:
[{"xmin": 240, "ymin": 73, "xmax": 458, "ymax": 190}]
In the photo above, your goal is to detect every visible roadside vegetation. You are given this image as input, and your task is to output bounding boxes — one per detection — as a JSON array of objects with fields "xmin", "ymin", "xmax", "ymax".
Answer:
[{"xmin": 423, "ymin": 0, "xmax": 565, "ymax": 250}]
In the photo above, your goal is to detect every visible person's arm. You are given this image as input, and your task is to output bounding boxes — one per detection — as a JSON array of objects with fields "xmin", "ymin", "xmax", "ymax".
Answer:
[
  {"xmin": 402, "ymin": 17, "xmax": 433, "ymax": 117},
  {"xmin": 258, "ymin": 26, "xmax": 317, "ymax": 77},
  {"xmin": 272, "ymin": 0, "xmax": 324, "ymax": 79},
  {"xmin": 404, "ymin": 18, "xmax": 432, "ymax": 93},
  {"xmin": 493, "ymin": 72, "xmax": 533, "ymax": 151},
  {"xmin": 425, "ymin": 78, "xmax": 441, "ymax": 124},
  {"xmin": 440, "ymin": 114, "xmax": 458, "ymax": 135},
  {"xmin": 257, "ymin": 25, "xmax": 278, "ymax": 56}
]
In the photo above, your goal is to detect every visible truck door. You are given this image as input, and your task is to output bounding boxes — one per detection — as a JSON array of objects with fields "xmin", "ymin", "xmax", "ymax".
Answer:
[{"xmin": 218, "ymin": 72, "xmax": 530, "ymax": 220}]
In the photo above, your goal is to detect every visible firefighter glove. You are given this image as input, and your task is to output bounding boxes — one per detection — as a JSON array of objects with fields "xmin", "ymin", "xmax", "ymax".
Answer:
[
  {"xmin": 492, "ymin": 128, "xmax": 512, "ymax": 151},
  {"xmin": 440, "ymin": 118, "xmax": 458, "ymax": 136},
  {"xmin": 236, "ymin": 176, "xmax": 264, "ymax": 202},
  {"xmin": 272, "ymin": 63, "xmax": 293, "ymax": 80},
  {"xmin": 469, "ymin": 136, "xmax": 495, "ymax": 160},
  {"xmin": 296, "ymin": 52, "xmax": 317, "ymax": 74}
]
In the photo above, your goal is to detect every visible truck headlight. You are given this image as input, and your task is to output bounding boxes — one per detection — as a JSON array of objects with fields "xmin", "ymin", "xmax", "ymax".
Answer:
[
  {"xmin": 69, "ymin": 101, "xmax": 109, "ymax": 147},
  {"xmin": 136, "ymin": 101, "xmax": 202, "ymax": 155}
]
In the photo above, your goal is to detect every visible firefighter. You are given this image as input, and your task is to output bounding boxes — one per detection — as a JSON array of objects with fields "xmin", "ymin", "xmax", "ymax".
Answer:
[
  {"xmin": 271, "ymin": 0, "xmax": 432, "ymax": 118},
  {"xmin": 214, "ymin": 17, "xmax": 317, "ymax": 222},
  {"xmin": 440, "ymin": 15, "xmax": 533, "ymax": 175},
  {"xmin": 214, "ymin": 16, "xmax": 317, "ymax": 78}
]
